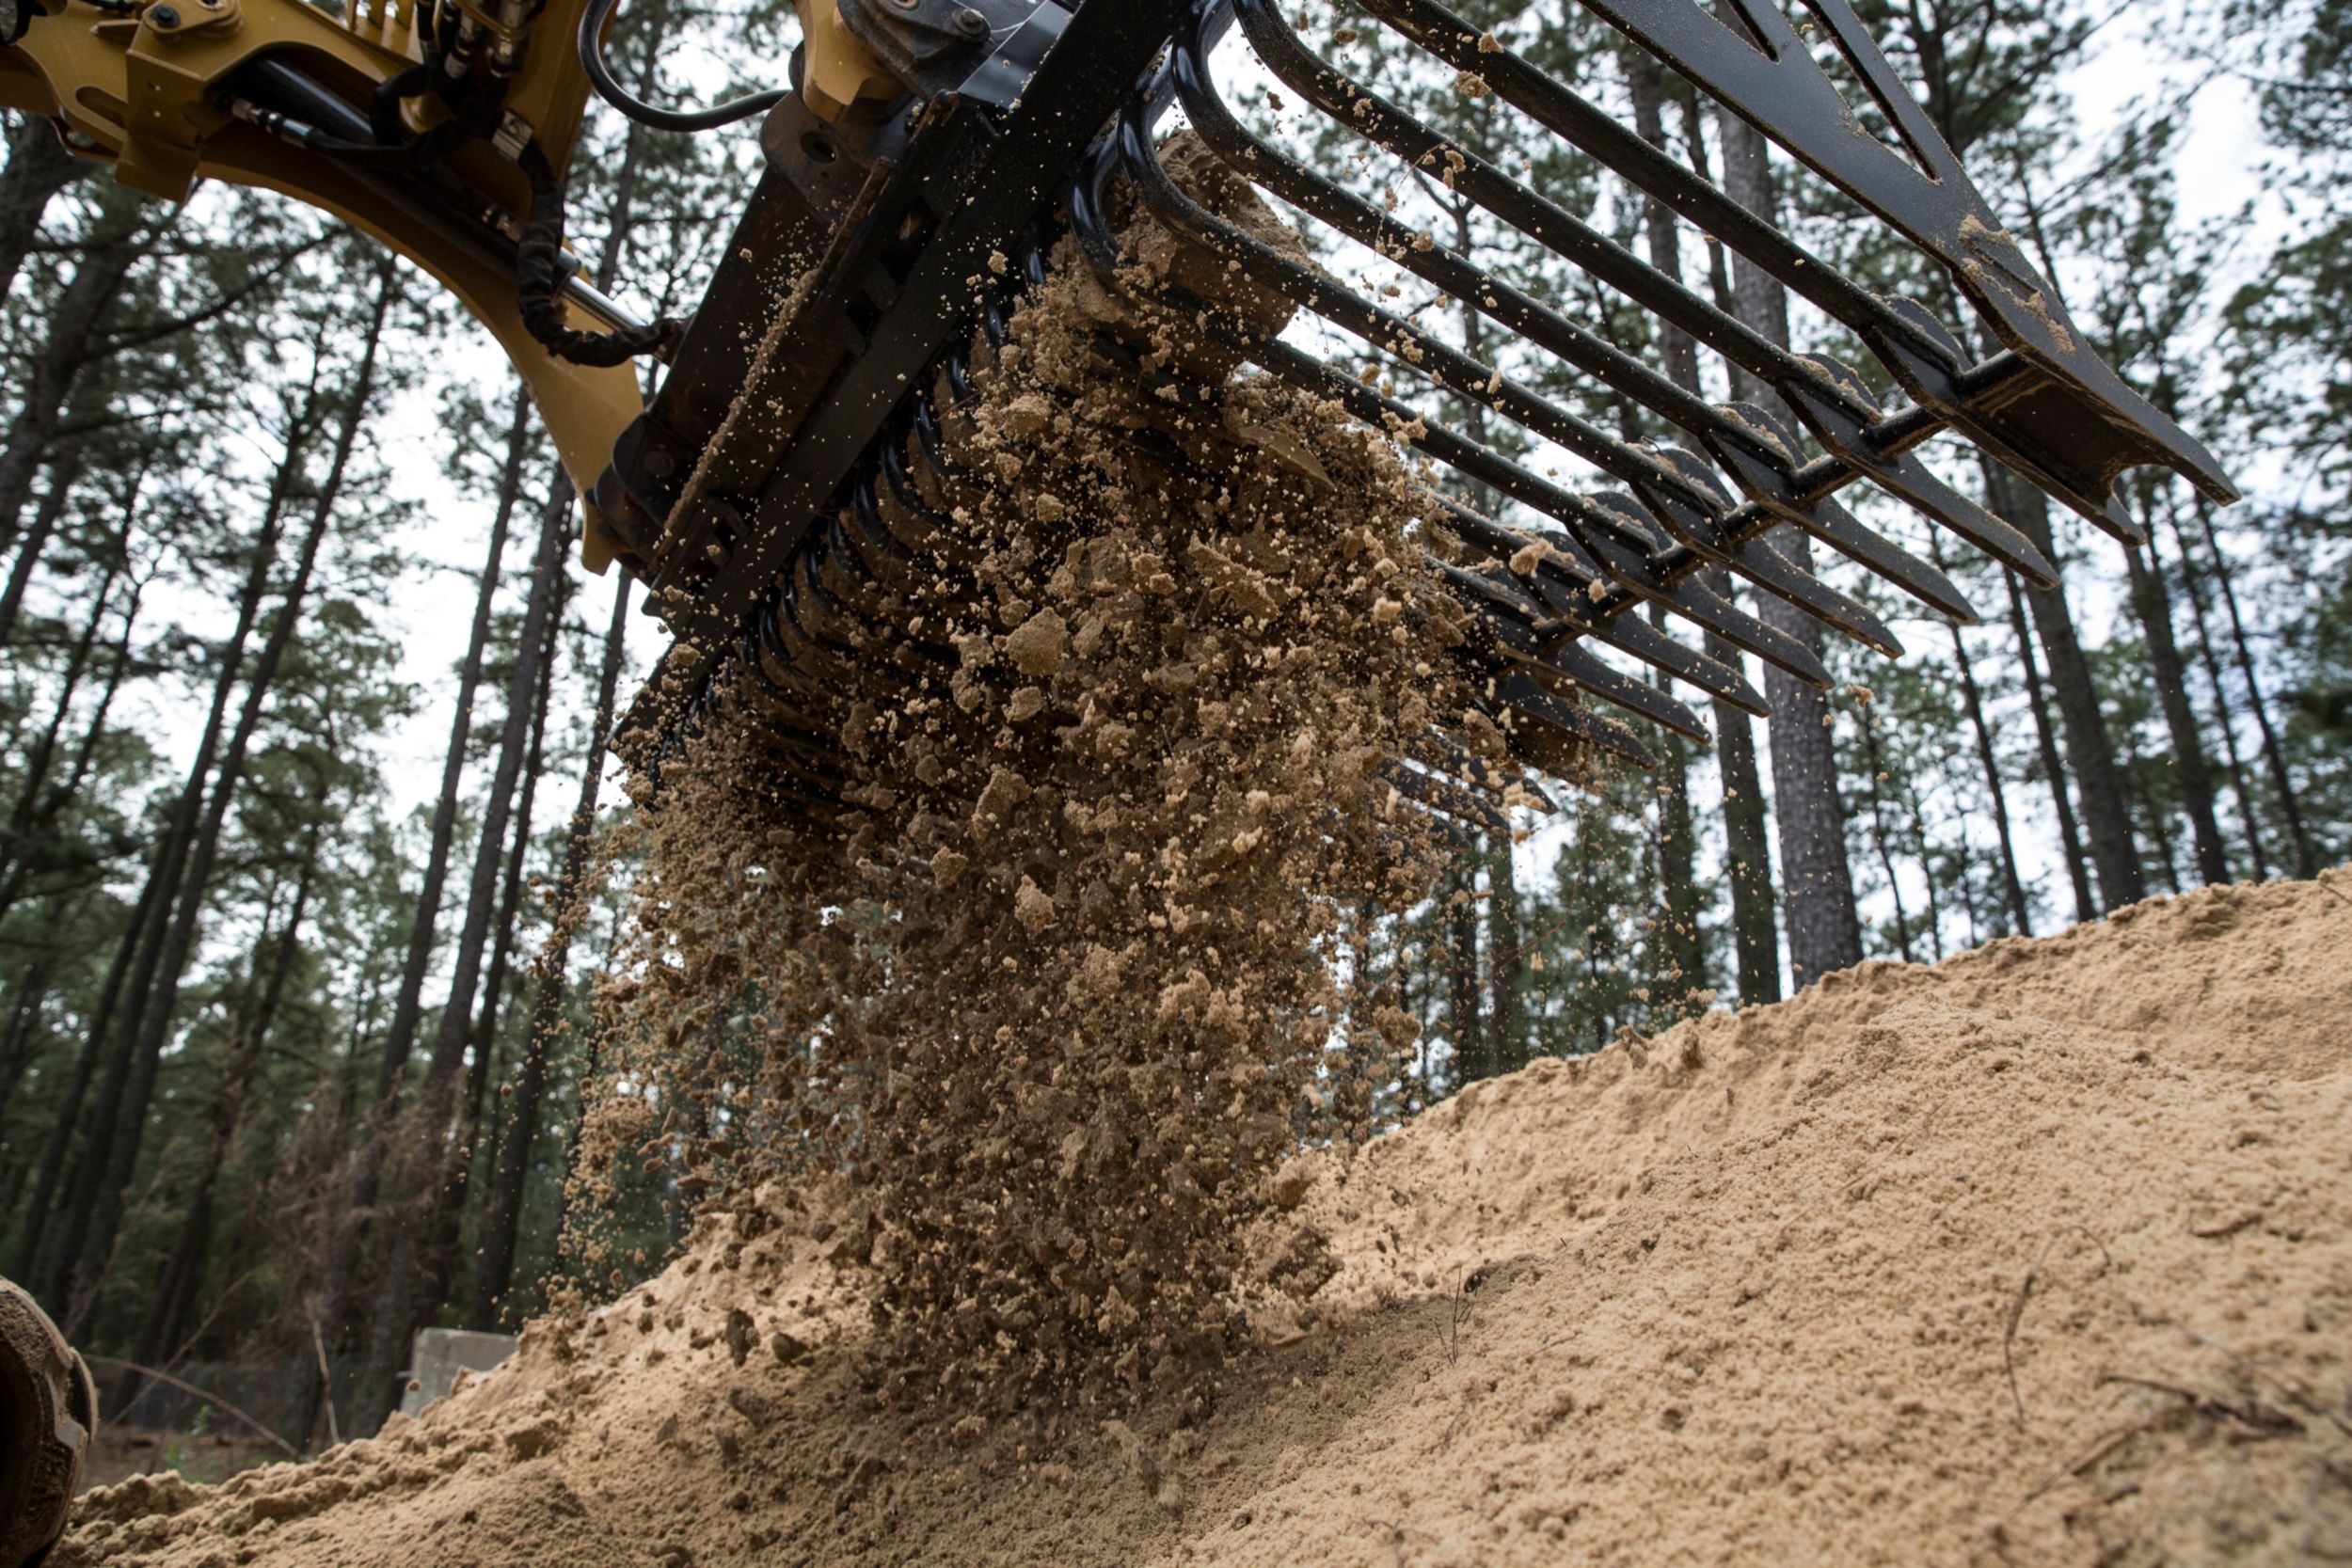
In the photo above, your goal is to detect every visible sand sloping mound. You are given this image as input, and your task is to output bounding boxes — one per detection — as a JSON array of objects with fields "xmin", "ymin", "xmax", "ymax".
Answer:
[{"xmin": 62, "ymin": 874, "xmax": 2352, "ymax": 1566}]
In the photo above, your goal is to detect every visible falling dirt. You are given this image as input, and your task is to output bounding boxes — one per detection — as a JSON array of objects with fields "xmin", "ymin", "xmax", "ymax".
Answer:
[
  {"xmin": 57, "ymin": 874, "xmax": 2352, "ymax": 1566},
  {"xmin": 557, "ymin": 138, "xmax": 1487, "ymax": 1417}
]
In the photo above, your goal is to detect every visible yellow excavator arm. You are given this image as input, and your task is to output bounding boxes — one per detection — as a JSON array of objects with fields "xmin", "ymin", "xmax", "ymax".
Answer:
[{"xmin": 0, "ymin": 0, "xmax": 883, "ymax": 569}]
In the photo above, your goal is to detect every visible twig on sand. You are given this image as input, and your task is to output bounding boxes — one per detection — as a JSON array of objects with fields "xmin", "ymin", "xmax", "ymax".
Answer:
[
  {"xmin": 2002, "ymin": 1270, "xmax": 2037, "ymax": 1430},
  {"xmin": 2096, "ymin": 1373, "xmax": 2303, "ymax": 1436},
  {"xmin": 2177, "ymin": 1326, "xmax": 2352, "ymax": 1439},
  {"xmin": 2001, "ymin": 1227, "xmax": 2113, "ymax": 1431},
  {"xmin": 1434, "ymin": 1267, "xmax": 1472, "ymax": 1366},
  {"xmin": 81, "ymin": 1355, "xmax": 302, "ymax": 1459},
  {"xmin": 310, "ymin": 1315, "xmax": 342, "ymax": 1449},
  {"xmin": 2016, "ymin": 1413, "xmax": 2160, "ymax": 1508}
]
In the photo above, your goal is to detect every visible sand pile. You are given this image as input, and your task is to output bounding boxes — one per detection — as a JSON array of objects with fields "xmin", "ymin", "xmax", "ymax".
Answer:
[{"xmin": 61, "ymin": 872, "xmax": 2352, "ymax": 1566}]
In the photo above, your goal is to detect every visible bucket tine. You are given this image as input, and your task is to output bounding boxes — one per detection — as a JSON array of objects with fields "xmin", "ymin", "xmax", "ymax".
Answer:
[
  {"xmin": 1348, "ymin": 0, "xmax": 2234, "ymax": 518},
  {"xmin": 596, "ymin": 0, "xmax": 2240, "ymax": 797}
]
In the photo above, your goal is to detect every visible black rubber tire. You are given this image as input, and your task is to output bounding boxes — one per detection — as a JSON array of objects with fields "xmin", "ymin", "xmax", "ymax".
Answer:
[{"xmin": 0, "ymin": 1279, "xmax": 93, "ymax": 1568}]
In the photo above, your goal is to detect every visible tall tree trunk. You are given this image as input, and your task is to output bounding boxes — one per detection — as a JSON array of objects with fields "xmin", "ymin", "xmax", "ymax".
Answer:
[
  {"xmin": 1716, "ymin": 115, "xmax": 1861, "ymax": 988},
  {"xmin": 2002, "ymin": 571, "xmax": 2096, "ymax": 922},
  {"xmin": 1444, "ymin": 863, "xmax": 1485, "ymax": 1087},
  {"xmin": 1627, "ymin": 61, "xmax": 1752, "ymax": 1005},
  {"xmin": 0, "ymin": 889, "xmax": 89, "ymax": 1105},
  {"xmin": 1854, "ymin": 715, "xmax": 1915, "ymax": 961},
  {"xmin": 2122, "ymin": 527, "xmax": 2229, "ymax": 883},
  {"xmin": 358, "ymin": 385, "xmax": 536, "ymax": 1113},
  {"xmin": 111, "ymin": 839, "xmax": 318, "ymax": 1418},
  {"xmin": 0, "ymin": 188, "xmax": 143, "ymax": 561},
  {"xmin": 1708, "ymin": 615, "xmax": 1781, "ymax": 1005},
  {"xmin": 294, "ymin": 384, "xmax": 533, "ymax": 1449},
  {"xmin": 2132, "ymin": 752, "xmax": 2184, "ymax": 895},
  {"xmin": 1485, "ymin": 834, "xmax": 1523, "ymax": 1075},
  {"xmin": 0, "ymin": 115, "xmax": 91, "ymax": 301},
  {"xmin": 0, "ymin": 583, "xmax": 139, "ymax": 936},
  {"xmin": 434, "ymin": 574, "xmax": 564, "ymax": 1321},
  {"xmin": 2163, "ymin": 496, "xmax": 2271, "ymax": 879},
  {"xmin": 470, "ymin": 576, "xmax": 631, "ymax": 1328},
  {"xmin": 46, "ymin": 440, "xmax": 300, "ymax": 1314},
  {"xmin": 357, "ymin": 474, "xmax": 569, "ymax": 1432},
  {"xmin": 67, "ymin": 263, "xmax": 393, "ymax": 1329},
  {"xmin": 1946, "ymin": 619, "xmax": 2032, "ymax": 935},
  {"xmin": 1647, "ymin": 613, "xmax": 1705, "ymax": 1007},
  {"xmin": 1899, "ymin": 768, "xmax": 1947, "ymax": 961},
  {"xmin": 10, "ymin": 869, "xmax": 151, "ymax": 1290},
  {"xmin": 0, "ymin": 549, "xmax": 115, "ymax": 908},
  {"xmin": 376, "ymin": 0, "xmax": 668, "ymax": 1354},
  {"xmin": 2187, "ymin": 496, "xmax": 2315, "ymax": 879},
  {"xmin": 0, "ymin": 425, "xmax": 91, "ymax": 648},
  {"xmin": 1984, "ymin": 464, "xmax": 2145, "ymax": 911},
  {"xmin": 1677, "ymin": 86, "xmax": 1783, "ymax": 1004}
]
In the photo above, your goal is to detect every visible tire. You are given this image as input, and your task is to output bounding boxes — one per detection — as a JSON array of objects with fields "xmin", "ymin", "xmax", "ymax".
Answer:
[{"xmin": 0, "ymin": 1279, "xmax": 93, "ymax": 1568}]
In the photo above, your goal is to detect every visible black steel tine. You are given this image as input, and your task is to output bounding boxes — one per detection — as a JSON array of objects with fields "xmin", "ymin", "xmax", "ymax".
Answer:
[
  {"xmin": 1405, "ymin": 728, "xmax": 1526, "ymax": 805},
  {"xmin": 1348, "ymin": 0, "xmax": 1968, "ymax": 388},
  {"xmin": 1117, "ymin": 114, "xmax": 1895, "ymax": 642},
  {"xmin": 1439, "ymin": 562, "xmax": 1709, "ymax": 739},
  {"xmin": 1381, "ymin": 757, "xmax": 1509, "ymax": 832},
  {"xmin": 1775, "ymin": 357, "xmax": 2058, "ymax": 585},
  {"xmin": 1216, "ymin": 0, "xmax": 2035, "ymax": 578},
  {"xmin": 1385, "ymin": 800, "xmax": 1483, "ymax": 853},
  {"xmin": 1176, "ymin": 39, "xmax": 1764, "ymax": 467},
  {"xmin": 1644, "ymin": 572, "xmax": 1828, "ymax": 687},
  {"xmin": 1128, "ymin": 232, "xmax": 1893, "ymax": 663},
  {"xmin": 1229, "ymin": 0, "xmax": 1811, "ymax": 415},
  {"xmin": 1778, "ymin": 491, "xmax": 1976, "ymax": 623},
  {"xmin": 1115, "ymin": 110, "xmax": 1724, "ymax": 541},
  {"xmin": 1424, "ymin": 476, "xmax": 1833, "ymax": 689},
  {"xmin": 1524, "ymin": 576, "xmax": 1770, "ymax": 716},
  {"xmin": 1124, "ymin": 157, "xmax": 1929, "ymax": 657},
  {"xmin": 1440, "ymin": 558, "xmax": 1557, "ymax": 641},
  {"xmin": 1134, "ymin": 87, "xmax": 1962, "ymax": 636},
  {"xmin": 1438, "ymin": 503, "xmax": 1772, "ymax": 714},
  {"xmin": 1535, "ymin": 641, "xmax": 1712, "ymax": 742},
  {"xmin": 1081, "ymin": 123, "xmax": 1851, "ymax": 693},
  {"xmin": 1583, "ymin": 491, "xmax": 1902, "ymax": 658},
  {"xmin": 1700, "ymin": 414, "xmax": 1977, "ymax": 622},
  {"xmin": 1496, "ymin": 671, "xmax": 1657, "ymax": 768},
  {"xmin": 1346, "ymin": 0, "xmax": 2235, "ymax": 528}
]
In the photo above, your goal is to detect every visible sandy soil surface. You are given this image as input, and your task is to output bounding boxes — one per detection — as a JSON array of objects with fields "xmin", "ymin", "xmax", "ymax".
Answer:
[{"xmin": 61, "ymin": 872, "xmax": 2352, "ymax": 1566}]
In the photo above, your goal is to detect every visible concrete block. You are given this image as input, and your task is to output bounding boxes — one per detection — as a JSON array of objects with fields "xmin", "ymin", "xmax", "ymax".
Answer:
[{"xmin": 398, "ymin": 1328, "xmax": 517, "ymax": 1417}]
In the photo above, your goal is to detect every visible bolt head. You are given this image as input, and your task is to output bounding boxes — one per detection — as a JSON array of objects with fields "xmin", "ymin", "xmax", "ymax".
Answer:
[
  {"xmin": 953, "ymin": 7, "xmax": 987, "ymax": 38},
  {"xmin": 149, "ymin": 4, "xmax": 178, "ymax": 23}
]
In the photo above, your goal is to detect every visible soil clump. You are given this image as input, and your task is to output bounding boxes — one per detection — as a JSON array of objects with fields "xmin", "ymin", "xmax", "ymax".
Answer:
[{"xmin": 58, "ymin": 873, "xmax": 2352, "ymax": 1566}]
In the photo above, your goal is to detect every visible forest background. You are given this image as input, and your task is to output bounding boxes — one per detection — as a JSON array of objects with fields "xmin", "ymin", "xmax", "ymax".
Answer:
[{"xmin": 0, "ymin": 0, "xmax": 2345, "ymax": 1462}]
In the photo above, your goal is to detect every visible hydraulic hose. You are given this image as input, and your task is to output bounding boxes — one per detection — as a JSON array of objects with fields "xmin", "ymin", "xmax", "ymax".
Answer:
[
  {"xmin": 576, "ymin": 0, "xmax": 789, "ymax": 134},
  {"xmin": 515, "ymin": 143, "xmax": 681, "ymax": 365}
]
